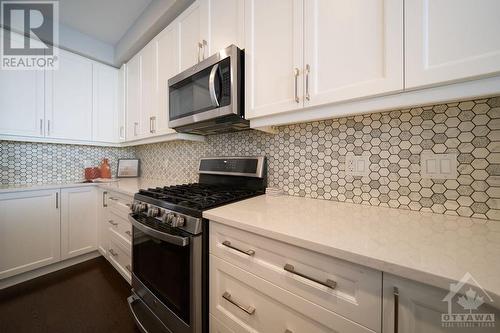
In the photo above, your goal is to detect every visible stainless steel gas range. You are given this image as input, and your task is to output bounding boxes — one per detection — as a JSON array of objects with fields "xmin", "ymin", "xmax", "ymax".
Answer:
[{"xmin": 127, "ymin": 157, "xmax": 266, "ymax": 333}]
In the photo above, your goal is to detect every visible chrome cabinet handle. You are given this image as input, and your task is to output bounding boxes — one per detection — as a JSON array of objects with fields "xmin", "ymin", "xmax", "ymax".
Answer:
[
  {"xmin": 120, "ymin": 126, "xmax": 124, "ymax": 139},
  {"xmin": 108, "ymin": 220, "xmax": 118, "ymax": 226},
  {"xmin": 197, "ymin": 42, "xmax": 203, "ymax": 63},
  {"xmin": 125, "ymin": 230, "xmax": 132, "ymax": 237},
  {"xmin": 305, "ymin": 64, "xmax": 310, "ymax": 101},
  {"xmin": 150, "ymin": 116, "xmax": 156, "ymax": 133},
  {"xmin": 284, "ymin": 263, "xmax": 336, "ymax": 289},
  {"xmin": 109, "ymin": 249, "xmax": 118, "ymax": 257},
  {"xmin": 55, "ymin": 192, "xmax": 59, "ymax": 209},
  {"xmin": 222, "ymin": 292, "xmax": 255, "ymax": 315},
  {"xmin": 202, "ymin": 39, "xmax": 208, "ymax": 60},
  {"xmin": 109, "ymin": 197, "xmax": 118, "ymax": 201},
  {"xmin": 394, "ymin": 287, "xmax": 399, "ymax": 333},
  {"xmin": 126, "ymin": 265, "xmax": 132, "ymax": 272},
  {"xmin": 40, "ymin": 119, "xmax": 43, "ymax": 135},
  {"xmin": 103, "ymin": 191, "xmax": 108, "ymax": 207},
  {"xmin": 294, "ymin": 68, "xmax": 300, "ymax": 103},
  {"xmin": 134, "ymin": 122, "xmax": 138, "ymax": 136},
  {"xmin": 47, "ymin": 120, "xmax": 51, "ymax": 136},
  {"xmin": 222, "ymin": 241, "xmax": 255, "ymax": 256}
]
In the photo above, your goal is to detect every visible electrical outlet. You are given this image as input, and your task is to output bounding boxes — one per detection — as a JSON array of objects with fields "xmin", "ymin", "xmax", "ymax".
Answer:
[
  {"xmin": 420, "ymin": 153, "xmax": 458, "ymax": 179},
  {"xmin": 345, "ymin": 155, "xmax": 370, "ymax": 177}
]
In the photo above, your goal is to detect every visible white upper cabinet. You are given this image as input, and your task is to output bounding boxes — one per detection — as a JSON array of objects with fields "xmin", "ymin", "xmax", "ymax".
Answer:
[
  {"xmin": 405, "ymin": 0, "xmax": 500, "ymax": 89},
  {"xmin": 0, "ymin": 190, "xmax": 60, "ymax": 280},
  {"xmin": 178, "ymin": 1, "xmax": 206, "ymax": 71},
  {"xmin": 139, "ymin": 42, "xmax": 155, "ymax": 137},
  {"xmin": 154, "ymin": 23, "xmax": 179, "ymax": 135},
  {"xmin": 245, "ymin": 0, "xmax": 304, "ymax": 119},
  {"xmin": 303, "ymin": 0, "xmax": 403, "ymax": 107},
  {"xmin": 202, "ymin": 0, "xmax": 244, "ymax": 55},
  {"xmin": 61, "ymin": 187, "xmax": 98, "ymax": 260},
  {"xmin": 118, "ymin": 64, "xmax": 127, "ymax": 141},
  {"xmin": 45, "ymin": 49, "xmax": 93, "ymax": 141},
  {"xmin": 93, "ymin": 63, "xmax": 120, "ymax": 143},
  {"xmin": 0, "ymin": 69, "xmax": 45, "ymax": 138},
  {"xmin": 126, "ymin": 53, "xmax": 142, "ymax": 139}
]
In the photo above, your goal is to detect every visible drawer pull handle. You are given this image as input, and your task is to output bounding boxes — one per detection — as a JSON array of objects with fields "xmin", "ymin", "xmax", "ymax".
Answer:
[
  {"xmin": 125, "ymin": 230, "xmax": 132, "ymax": 237},
  {"xmin": 222, "ymin": 241, "xmax": 255, "ymax": 256},
  {"xmin": 109, "ymin": 197, "xmax": 118, "ymax": 201},
  {"xmin": 394, "ymin": 287, "xmax": 399, "ymax": 333},
  {"xmin": 109, "ymin": 249, "xmax": 118, "ymax": 257},
  {"xmin": 222, "ymin": 292, "xmax": 255, "ymax": 315},
  {"xmin": 284, "ymin": 264, "xmax": 337, "ymax": 289},
  {"xmin": 108, "ymin": 220, "xmax": 118, "ymax": 226},
  {"xmin": 126, "ymin": 265, "xmax": 132, "ymax": 272}
]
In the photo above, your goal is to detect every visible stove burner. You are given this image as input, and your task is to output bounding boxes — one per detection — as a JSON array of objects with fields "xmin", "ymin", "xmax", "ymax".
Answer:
[{"xmin": 138, "ymin": 183, "xmax": 261, "ymax": 211}]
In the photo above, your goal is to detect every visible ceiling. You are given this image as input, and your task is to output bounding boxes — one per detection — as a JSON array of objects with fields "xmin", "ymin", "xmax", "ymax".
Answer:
[{"xmin": 57, "ymin": 0, "xmax": 153, "ymax": 45}]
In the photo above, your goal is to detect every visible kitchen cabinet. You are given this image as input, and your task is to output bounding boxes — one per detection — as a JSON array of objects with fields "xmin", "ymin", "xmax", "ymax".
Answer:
[
  {"xmin": 126, "ymin": 53, "xmax": 142, "ymax": 139},
  {"xmin": 93, "ymin": 63, "xmax": 120, "ymax": 143},
  {"xmin": 60, "ymin": 187, "xmax": 98, "ymax": 260},
  {"xmin": 201, "ymin": 0, "xmax": 245, "ymax": 55},
  {"xmin": 383, "ymin": 274, "xmax": 500, "ymax": 333},
  {"xmin": 303, "ymin": 0, "xmax": 403, "ymax": 107},
  {"xmin": 153, "ymin": 23, "xmax": 179, "ymax": 135},
  {"xmin": 405, "ymin": 0, "xmax": 500, "ymax": 89},
  {"xmin": 118, "ymin": 64, "xmax": 127, "ymax": 141},
  {"xmin": 245, "ymin": 0, "xmax": 304, "ymax": 118},
  {"xmin": 245, "ymin": 0, "xmax": 403, "ymax": 120},
  {"xmin": 178, "ymin": 0, "xmax": 207, "ymax": 71},
  {"xmin": 97, "ymin": 190, "xmax": 109, "ymax": 256},
  {"xmin": 0, "ymin": 190, "xmax": 60, "ymax": 280},
  {"xmin": 45, "ymin": 49, "xmax": 93, "ymax": 141},
  {"xmin": 139, "ymin": 42, "xmax": 156, "ymax": 137}
]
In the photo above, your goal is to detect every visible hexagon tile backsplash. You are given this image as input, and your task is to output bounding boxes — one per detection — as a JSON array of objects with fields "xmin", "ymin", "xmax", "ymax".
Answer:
[
  {"xmin": 136, "ymin": 96, "xmax": 500, "ymax": 221},
  {"xmin": 0, "ymin": 141, "xmax": 135, "ymax": 185}
]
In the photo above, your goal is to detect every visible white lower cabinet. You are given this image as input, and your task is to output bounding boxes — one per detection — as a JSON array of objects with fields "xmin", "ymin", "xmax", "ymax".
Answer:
[
  {"xmin": 108, "ymin": 230, "xmax": 132, "ymax": 283},
  {"xmin": 0, "ymin": 190, "xmax": 60, "ymax": 280},
  {"xmin": 60, "ymin": 187, "xmax": 98, "ymax": 260}
]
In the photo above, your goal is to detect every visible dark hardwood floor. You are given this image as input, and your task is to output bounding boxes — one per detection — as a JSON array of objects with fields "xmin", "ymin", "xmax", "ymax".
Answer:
[{"xmin": 0, "ymin": 256, "xmax": 140, "ymax": 333}]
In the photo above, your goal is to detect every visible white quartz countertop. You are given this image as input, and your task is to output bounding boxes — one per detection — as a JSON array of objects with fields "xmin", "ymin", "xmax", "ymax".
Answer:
[{"xmin": 203, "ymin": 195, "xmax": 500, "ymax": 304}]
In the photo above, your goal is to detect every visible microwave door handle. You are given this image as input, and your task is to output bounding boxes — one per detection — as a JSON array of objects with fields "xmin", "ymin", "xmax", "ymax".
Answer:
[{"xmin": 209, "ymin": 63, "xmax": 220, "ymax": 107}]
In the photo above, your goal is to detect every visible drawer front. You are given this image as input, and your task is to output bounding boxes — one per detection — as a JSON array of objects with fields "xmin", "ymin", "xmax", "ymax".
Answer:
[
  {"xmin": 107, "ymin": 192, "xmax": 132, "ymax": 219},
  {"xmin": 108, "ymin": 232, "xmax": 131, "ymax": 283},
  {"xmin": 210, "ymin": 314, "xmax": 235, "ymax": 333},
  {"xmin": 210, "ymin": 255, "xmax": 375, "ymax": 333},
  {"xmin": 107, "ymin": 210, "xmax": 132, "ymax": 246},
  {"xmin": 210, "ymin": 222, "xmax": 382, "ymax": 331}
]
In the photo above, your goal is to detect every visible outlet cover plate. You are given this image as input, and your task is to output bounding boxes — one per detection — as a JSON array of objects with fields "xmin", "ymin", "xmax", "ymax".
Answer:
[
  {"xmin": 420, "ymin": 153, "xmax": 458, "ymax": 179},
  {"xmin": 346, "ymin": 155, "xmax": 370, "ymax": 177}
]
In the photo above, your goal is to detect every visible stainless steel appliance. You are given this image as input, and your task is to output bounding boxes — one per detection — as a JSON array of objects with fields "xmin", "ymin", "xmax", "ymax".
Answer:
[
  {"xmin": 168, "ymin": 45, "xmax": 247, "ymax": 135},
  {"xmin": 127, "ymin": 157, "xmax": 266, "ymax": 333}
]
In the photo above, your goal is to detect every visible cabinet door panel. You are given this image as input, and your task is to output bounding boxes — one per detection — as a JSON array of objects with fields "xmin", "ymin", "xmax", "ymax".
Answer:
[
  {"xmin": 118, "ymin": 65, "xmax": 127, "ymax": 141},
  {"xmin": 0, "ymin": 190, "xmax": 60, "ymax": 279},
  {"xmin": 304, "ymin": 0, "xmax": 403, "ymax": 107},
  {"xmin": 245, "ymin": 0, "xmax": 304, "ymax": 119},
  {"xmin": 126, "ymin": 54, "xmax": 141, "ymax": 139},
  {"xmin": 155, "ymin": 24, "xmax": 179, "ymax": 135},
  {"xmin": 45, "ymin": 49, "xmax": 93, "ymax": 141},
  {"xmin": 139, "ymin": 42, "xmax": 155, "ymax": 137},
  {"xmin": 93, "ymin": 63, "xmax": 119, "ymax": 143},
  {"xmin": 178, "ymin": 2, "xmax": 202, "ymax": 72},
  {"xmin": 204, "ymin": 0, "xmax": 244, "ymax": 55},
  {"xmin": 406, "ymin": 0, "xmax": 500, "ymax": 88},
  {"xmin": 61, "ymin": 187, "xmax": 97, "ymax": 260}
]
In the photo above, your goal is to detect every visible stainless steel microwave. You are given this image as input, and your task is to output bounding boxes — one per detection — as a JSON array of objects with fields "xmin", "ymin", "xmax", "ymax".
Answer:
[{"xmin": 168, "ymin": 45, "xmax": 247, "ymax": 135}]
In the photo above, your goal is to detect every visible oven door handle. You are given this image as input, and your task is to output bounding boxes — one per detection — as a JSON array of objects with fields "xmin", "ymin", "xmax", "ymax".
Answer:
[
  {"xmin": 129, "ymin": 215, "xmax": 190, "ymax": 247},
  {"xmin": 209, "ymin": 63, "xmax": 220, "ymax": 107}
]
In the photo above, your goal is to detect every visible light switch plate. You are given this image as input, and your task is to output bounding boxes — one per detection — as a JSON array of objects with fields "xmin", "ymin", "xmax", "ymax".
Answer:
[
  {"xmin": 420, "ymin": 153, "xmax": 458, "ymax": 179},
  {"xmin": 346, "ymin": 155, "xmax": 370, "ymax": 177}
]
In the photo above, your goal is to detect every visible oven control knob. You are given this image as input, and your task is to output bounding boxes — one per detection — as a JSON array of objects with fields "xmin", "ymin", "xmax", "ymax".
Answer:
[
  {"xmin": 139, "ymin": 203, "xmax": 148, "ymax": 213},
  {"xmin": 162, "ymin": 212, "xmax": 175, "ymax": 224},
  {"xmin": 147, "ymin": 207, "xmax": 160, "ymax": 217},
  {"xmin": 171, "ymin": 215, "xmax": 185, "ymax": 227}
]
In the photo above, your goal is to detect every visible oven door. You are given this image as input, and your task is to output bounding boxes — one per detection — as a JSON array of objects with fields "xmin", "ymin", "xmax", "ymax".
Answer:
[
  {"xmin": 129, "ymin": 214, "xmax": 202, "ymax": 333},
  {"xmin": 168, "ymin": 45, "xmax": 242, "ymax": 129}
]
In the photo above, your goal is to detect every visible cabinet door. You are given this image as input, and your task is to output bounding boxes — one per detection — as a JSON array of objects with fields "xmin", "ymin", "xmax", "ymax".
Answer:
[
  {"xmin": 0, "ymin": 70, "xmax": 45, "ymax": 138},
  {"xmin": 178, "ymin": 1, "xmax": 203, "ymax": 71},
  {"xmin": 61, "ymin": 187, "xmax": 97, "ymax": 260},
  {"xmin": 45, "ymin": 49, "xmax": 93, "ymax": 141},
  {"xmin": 406, "ymin": 0, "xmax": 500, "ymax": 89},
  {"xmin": 245, "ymin": 0, "xmax": 304, "ymax": 119},
  {"xmin": 118, "ymin": 64, "xmax": 127, "ymax": 141},
  {"xmin": 202, "ymin": 0, "xmax": 244, "ymax": 56},
  {"xmin": 139, "ymin": 42, "xmax": 155, "ymax": 137},
  {"xmin": 93, "ymin": 63, "xmax": 119, "ymax": 143},
  {"xmin": 97, "ymin": 190, "xmax": 108, "ymax": 256},
  {"xmin": 155, "ymin": 24, "xmax": 179, "ymax": 135},
  {"xmin": 0, "ymin": 190, "xmax": 60, "ymax": 279},
  {"xmin": 126, "ymin": 53, "xmax": 142, "ymax": 139},
  {"xmin": 304, "ymin": 0, "xmax": 403, "ymax": 107},
  {"xmin": 383, "ymin": 274, "xmax": 500, "ymax": 333}
]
